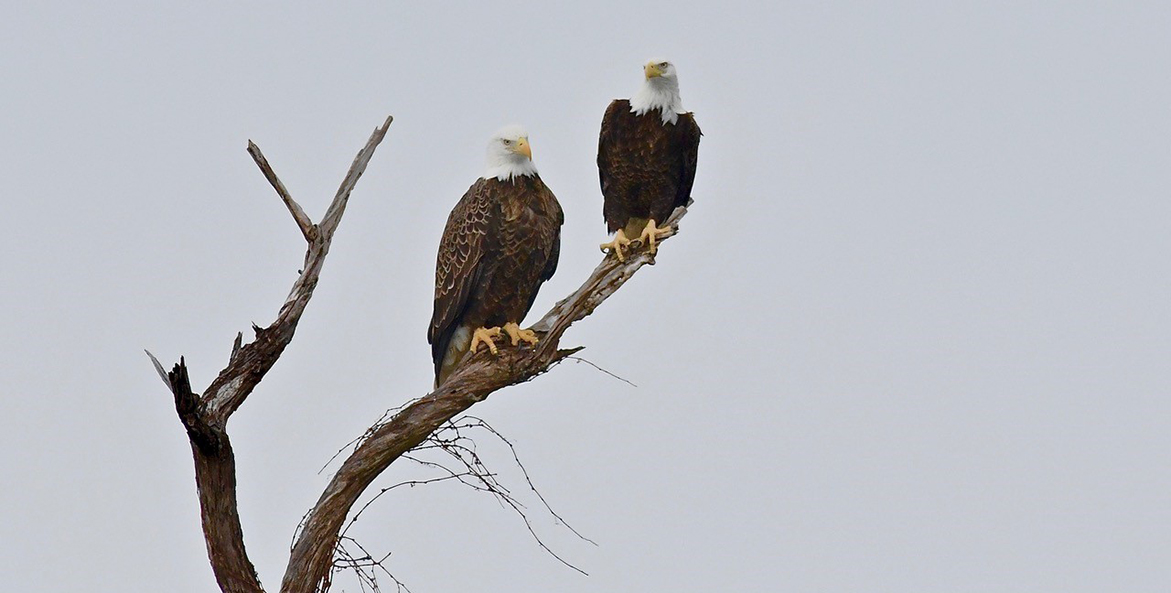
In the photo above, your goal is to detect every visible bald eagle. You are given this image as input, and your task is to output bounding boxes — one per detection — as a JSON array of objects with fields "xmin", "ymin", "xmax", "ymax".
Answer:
[
  {"xmin": 429, "ymin": 126, "xmax": 563, "ymax": 386},
  {"xmin": 598, "ymin": 59, "xmax": 701, "ymax": 261}
]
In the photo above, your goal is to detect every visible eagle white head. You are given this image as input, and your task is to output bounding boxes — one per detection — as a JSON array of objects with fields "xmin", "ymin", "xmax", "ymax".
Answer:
[
  {"xmin": 630, "ymin": 58, "xmax": 685, "ymax": 125},
  {"xmin": 483, "ymin": 124, "xmax": 538, "ymax": 182}
]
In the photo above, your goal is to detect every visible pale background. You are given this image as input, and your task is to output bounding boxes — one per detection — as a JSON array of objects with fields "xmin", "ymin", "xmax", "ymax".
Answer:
[{"xmin": 2, "ymin": 2, "xmax": 1169, "ymax": 591}]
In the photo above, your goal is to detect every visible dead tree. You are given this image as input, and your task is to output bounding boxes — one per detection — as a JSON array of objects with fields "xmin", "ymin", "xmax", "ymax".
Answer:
[{"xmin": 148, "ymin": 115, "xmax": 692, "ymax": 593}]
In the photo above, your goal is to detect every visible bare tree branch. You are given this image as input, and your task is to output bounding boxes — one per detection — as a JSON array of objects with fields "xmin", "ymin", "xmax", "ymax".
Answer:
[
  {"xmin": 204, "ymin": 115, "xmax": 394, "ymax": 424},
  {"xmin": 280, "ymin": 201, "xmax": 690, "ymax": 593},
  {"xmin": 248, "ymin": 141, "xmax": 315, "ymax": 243},
  {"xmin": 149, "ymin": 115, "xmax": 394, "ymax": 593}
]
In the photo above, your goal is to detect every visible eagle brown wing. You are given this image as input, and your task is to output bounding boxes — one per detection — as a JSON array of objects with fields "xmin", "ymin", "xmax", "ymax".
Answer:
[
  {"xmin": 525, "ymin": 182, "xmax": 563, "ymax": 313},
  {"xmin": 597, "ymin": 99, "xmax": 631, "ymax": 233},
  {"xmin": 674, "ymin": 112, "xmax": 702, "ymax": 211},
  {"xmin": 429, "ymin": 179, "xmax": 498, "ymax": 376}
]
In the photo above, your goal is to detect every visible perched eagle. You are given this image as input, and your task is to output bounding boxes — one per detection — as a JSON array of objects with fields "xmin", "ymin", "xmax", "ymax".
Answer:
[
  {"xmin": 598, "ymin": 59, "xmax": 701, "ymax": 260},
  {"xmin": 429, "ymin": 125, "xmax": 564, "ymax": 386}
]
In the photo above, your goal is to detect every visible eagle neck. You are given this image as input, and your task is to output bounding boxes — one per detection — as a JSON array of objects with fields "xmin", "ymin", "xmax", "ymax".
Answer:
[
  {"xmin": 630, "ymin": 78, "xmax": 683, "ymax": 125},
  {"xmin": 483, "ymin": 158, "xmax": 538, "ymax": 182}
]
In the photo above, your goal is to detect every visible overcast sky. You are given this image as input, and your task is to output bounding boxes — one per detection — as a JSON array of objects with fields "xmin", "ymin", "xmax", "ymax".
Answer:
[{"xmin": 2, "ymin": 1, "xmax": 1169, "ymax": 591}]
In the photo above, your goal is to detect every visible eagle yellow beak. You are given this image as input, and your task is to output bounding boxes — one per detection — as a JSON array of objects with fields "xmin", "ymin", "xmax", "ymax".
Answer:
[
  {"xmin": 645, "ymin": 62, "xmax": 663, "ymax": 79},
  {"xmin": 515, "ymin": 137, "xmax": 532, "ymax": 160}
]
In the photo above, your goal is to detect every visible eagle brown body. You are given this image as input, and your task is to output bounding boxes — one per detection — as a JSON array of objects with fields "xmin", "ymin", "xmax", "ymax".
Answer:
[
  {"xmin": 429, "ymin": 175, "xmax": 563, "ymax": 385},
  {"xmin": 598, "ymin": 99, "xmax": 701, "ymax": 238}
]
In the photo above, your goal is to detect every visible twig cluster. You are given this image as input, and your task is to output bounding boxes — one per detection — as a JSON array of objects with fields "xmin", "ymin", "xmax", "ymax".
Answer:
[
  {"xmin": 332, "ymin": 535, "xmax": 409, "ymax": 593},
  {"xmin": 328, "ymin": 414, "xmax": 595, "ymax": 591}
]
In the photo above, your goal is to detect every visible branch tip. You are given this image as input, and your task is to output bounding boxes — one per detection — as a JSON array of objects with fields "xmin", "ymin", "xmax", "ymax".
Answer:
[
  {"xmin": 248, "ymin": 139, "xmax": 315, "ymax": 242},
  {"xmin": 145, "ymin": 349, "xmax": 170, "ymax": 390},
  {"xmin": 230, "ymin": 332, "xmax": 243, "ymax": 363}
]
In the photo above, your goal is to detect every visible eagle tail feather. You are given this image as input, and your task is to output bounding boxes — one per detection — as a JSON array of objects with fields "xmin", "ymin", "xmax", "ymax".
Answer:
[{"xmin": 435, "ymin": 325, "xmax": 472, "ymax": 387}]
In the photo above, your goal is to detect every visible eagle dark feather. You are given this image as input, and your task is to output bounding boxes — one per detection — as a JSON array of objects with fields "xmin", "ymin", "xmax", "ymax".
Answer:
[
  {"xmin": 598, "ymin": 99, "xmax": 701, "ymax": 234},
  {"xmin": 429, "ymin": 175, "xmax": 562, "ymax": 384}
]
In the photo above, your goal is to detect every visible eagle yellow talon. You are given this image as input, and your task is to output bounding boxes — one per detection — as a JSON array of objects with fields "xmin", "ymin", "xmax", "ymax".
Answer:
[
  {"xmin": 636, "ymin": 218, "xmax": 671, "ymax": 255},
  {"xmin": 469, "ymin": 326, "xmax": 503, "ymax": 354},
  {"xmin": 503, "ymin": 322, "xmax": 539, "ymax": 346},
  {"xmin": 600, "ymin": 229, "xmax": 632, "ymax": 261}
]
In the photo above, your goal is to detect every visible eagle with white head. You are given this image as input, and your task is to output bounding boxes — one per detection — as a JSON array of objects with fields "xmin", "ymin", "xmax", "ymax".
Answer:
[
  {"xmin": 598, "ymin": 59, "xmax": 701, "ymax": 260},
  {"xmin": 429, "ymin": 126, "xmax": 563, "ymax": 385}
]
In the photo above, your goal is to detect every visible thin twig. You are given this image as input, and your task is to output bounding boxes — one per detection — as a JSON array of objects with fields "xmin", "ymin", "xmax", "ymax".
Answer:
[
  {"xmin": 333, "ymin": 536, "xmax": 412, "ymax": 593},
  {"xmin": 466, "ymin": 416, "xmax": 598, "ymax": 546},
  {"xmin": 566, "ymin": 355, "xmax": 637, "ymax": 388}
]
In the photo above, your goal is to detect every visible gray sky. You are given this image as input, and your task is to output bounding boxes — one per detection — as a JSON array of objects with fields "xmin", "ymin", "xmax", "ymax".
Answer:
[{"xmin": 2, "ymin": 1, "xmax": 1169, "ymax": 591}]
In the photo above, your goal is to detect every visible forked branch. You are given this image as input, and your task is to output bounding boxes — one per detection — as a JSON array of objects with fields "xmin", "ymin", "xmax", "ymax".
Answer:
[{"xmin": 147, "ymin": 115, "xmax": 393, "ymax": 593}]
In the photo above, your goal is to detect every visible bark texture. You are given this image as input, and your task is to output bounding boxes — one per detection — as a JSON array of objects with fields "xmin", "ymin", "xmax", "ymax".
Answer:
[{"xmin": 148, "ymin": 114, "xmax": 691, "ymax": 593}]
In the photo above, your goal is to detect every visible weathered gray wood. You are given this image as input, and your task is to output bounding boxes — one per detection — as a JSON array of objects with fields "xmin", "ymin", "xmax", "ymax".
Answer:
[{"xmin": 248, "ymin": 140, "xmax": 315, "ymax": 243}]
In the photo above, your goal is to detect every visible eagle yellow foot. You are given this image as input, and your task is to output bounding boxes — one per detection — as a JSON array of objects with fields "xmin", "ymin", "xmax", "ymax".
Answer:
[
  {"xmin": 503, "ymin": 322, "xmax": 539, "ymax": 346},
  {"xmin": 600, "ymin": 229, "xmax": 632, "ymax": 262},
  {"xmin": 636, "ymin": 218, "xmax": 671, "ymax": 255},
  {"xmin": 469, "ymin": 326, "xmax": 503, "ymax": 354}
]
